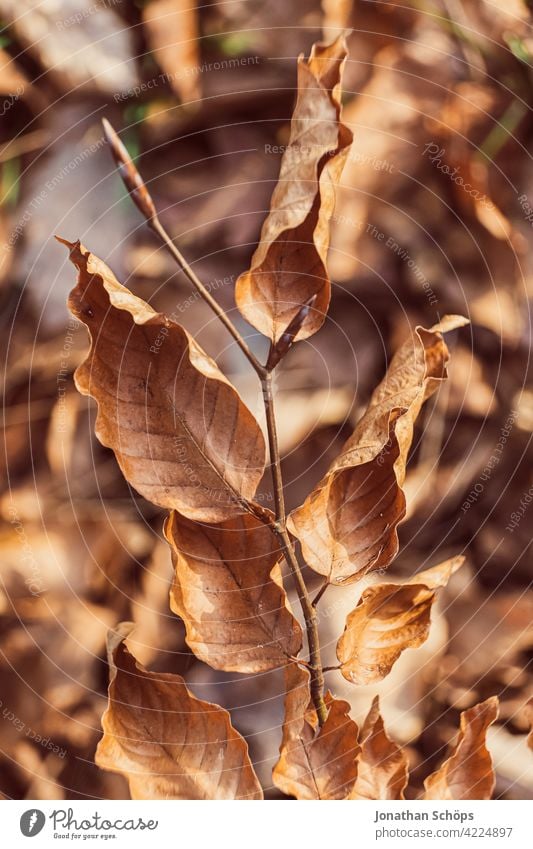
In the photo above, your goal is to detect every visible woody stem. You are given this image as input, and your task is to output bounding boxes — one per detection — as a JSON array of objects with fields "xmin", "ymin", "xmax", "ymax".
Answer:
[{"xmin": 262, "ymin": 373, "xmax": 327, "ymax": 725}]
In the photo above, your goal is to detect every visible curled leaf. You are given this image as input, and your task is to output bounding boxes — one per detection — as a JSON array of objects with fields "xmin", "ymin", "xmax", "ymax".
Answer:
[
  {"xmin": 62, "ymin": 239, "xmax": 265, "ymax": 523},
  {"xmin": 165, "ymin": 511, "xmax": 302, "ymax": 673},
  {"xmin": 235, "ymin": 36, "xmax": 353, "ymax": 343},
  {"xmin": 350, "ymin": 697, "xmax": 409, "ymax": 800},
  {"xmin": 272, "ymin": 665, "xmax": 359, "ymax": 799},
  {"xmin": 424, "ymin": 697, "xmax": 499, "ymax": 800},
  {"xmin": 96, "ymin": 623, "xmax": 263, "ymax": 799},
  {"xmin": 337, "ymin": 556, "xmax": 464, "ymax": 685},
  {"xmin": 288, "ymin": 316, "xmax": 469, "ymax": 584}
]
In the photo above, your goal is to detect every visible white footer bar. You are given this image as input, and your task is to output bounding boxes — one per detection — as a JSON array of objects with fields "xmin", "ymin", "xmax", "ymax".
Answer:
[{"xmin": 4, "ymin": 800, "xmax": 530, "ymax": 848}]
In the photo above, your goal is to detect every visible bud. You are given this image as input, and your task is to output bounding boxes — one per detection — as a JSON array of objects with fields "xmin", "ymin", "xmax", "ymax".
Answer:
[
  {"xmin": 101, "ymin": 118, "xmax": 156, "ymax": 220},
  {"xmin": 266, "ymin": 294, "xmax": 318, "ymax": 370}
]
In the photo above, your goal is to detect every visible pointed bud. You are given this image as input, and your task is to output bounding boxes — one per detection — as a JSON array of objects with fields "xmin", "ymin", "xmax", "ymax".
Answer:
[
  {"xmin": 266, "ymin": 295, "xmax": 318, "ymax": 370},
  {"xmin": 102, "ymin": 118, "xmax": 156, "ymax": 221}
]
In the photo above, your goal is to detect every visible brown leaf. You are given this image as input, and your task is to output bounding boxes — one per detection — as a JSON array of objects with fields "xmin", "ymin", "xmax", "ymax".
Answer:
[
  {"xmin": 95, "ymin": 623, "xmax": 263, "ymax": 799},
  {"xmin": 235, "ymin": 36, "xmax": 353, "ymax": 343},
  {"xmin": 143, "ymin": 0, "xmax": 200, "ymax": 103},
  {"xmin": 62, "ymin": 239, "xmax": 266, "ymax": 523},
  {"xmin": 272, "ymin": 665, "xmax": 359, "ymax": 799},
  {"xmin": 424, "ymin": 697, "xmax": 499, "ymax": 800},
  {"xmin": 165, "ymin": 511, "xmax": 302, "ymax": 672},
  {"xmin": 337, "ymin": 556, "xmax": 464, "ymax": 685},
  {"xmin": 288, "ymin": 316, "xmax": 468, "ymax": 584},
  {"xmin": 350, "ymin": 697, "xmax": 409, "ymax": 799}
]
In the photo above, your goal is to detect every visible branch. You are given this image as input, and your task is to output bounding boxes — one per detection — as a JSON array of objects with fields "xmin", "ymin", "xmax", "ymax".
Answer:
[
  {"xmin": 103, "ymin": 117, "xmax": 328, "ymax": 724},
  {"xmin": 102, "ymin": 119, "xmax": 266, "ymax": 379},
  {"xmin": 263, "ymin": 373, "xmax": 327, "ymax": 725}
]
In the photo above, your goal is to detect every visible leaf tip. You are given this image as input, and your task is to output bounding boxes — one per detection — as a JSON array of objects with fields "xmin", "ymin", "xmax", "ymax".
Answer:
[{"xmin": 106, "ymin": 621, "xmax": 135, "ymax": 664}]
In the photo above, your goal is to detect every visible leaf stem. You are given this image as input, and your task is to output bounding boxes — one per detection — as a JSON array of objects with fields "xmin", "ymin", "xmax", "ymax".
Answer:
[
  {"xmin": 102, "ymin": 117, "xmax": 327, "ymax": 723},
  {"xmin": 150, "ymin": 217, "xmax": 266, "ymax": 377},
  {"xmin": 263, "ymin": 372, "xmax": 328, "ymax": 725},
  {"xmin": 101, "ymin": 118, "xmax": 266, "ymax": 378}
]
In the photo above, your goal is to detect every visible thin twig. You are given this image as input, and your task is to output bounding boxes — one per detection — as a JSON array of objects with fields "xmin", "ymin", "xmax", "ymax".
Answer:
[
  {"xmin": 150, "ymin": 217, "xmax": 266, "ymax": 377},
  {"xmin": 103, "ymin": 117, "xmax": 327, "ymax": 723},
  {"xmin": 102, "ymin": 119, "xmax": 266, "ymax": 378},
  {"xmin": 263, "ymin": 372, "xmax": 327, "ymax": 724}
]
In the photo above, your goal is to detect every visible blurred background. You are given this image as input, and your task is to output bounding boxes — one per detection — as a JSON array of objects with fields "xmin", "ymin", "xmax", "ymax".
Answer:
[{"xmin": 0, "ymin": 0, "xmax": 532, "ymax": 799}]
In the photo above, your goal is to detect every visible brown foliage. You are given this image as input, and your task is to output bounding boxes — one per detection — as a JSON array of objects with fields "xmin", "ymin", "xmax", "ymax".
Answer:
[
  {"xmin": 337, "ymin": 556, "xmax": 464, "ymax": 684},
  {"xmin": 63, "ymin": 238, "xmax": 266, "ymax": 523},
  {"xmin": 96, "ymin": 623, "xmax": 263, "ymax": 799},
  {"xmin": 272, "ymin": 665, "xmax": 360, "ymax": 799},
  {"xmin": 288, "ymin": 317, "xmax": 468, "ymax": 584},
  {"xmin": 349, "ymin": 697, "xmax": 409, "ymax": 800},
  {"xmin": 165, "ymin": 511, "xmax": 302, "ymax": 672},
  {"xmin": 424, "ymin": 698, "xmax": 499, "ymax": 800},
  {"xmin": 235, "ymin": 36, "xmax": 352, "ymax": 343}
]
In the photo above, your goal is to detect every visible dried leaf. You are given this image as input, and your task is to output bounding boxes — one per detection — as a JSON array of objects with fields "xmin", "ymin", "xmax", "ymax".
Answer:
[
  {"xmin": 350, "ymin": 697, "xmax": 409, "ymax": 799},
  {"xmin": 288, "ymin": 316, "xmax": 468, "ymax": 584},
  {"xmin": 235, "ymin": 36, "xmax": 353, "ymax": 343},
  {"xmin": 62, "ymin": 239, "xmax": 266, "ymax": 523},
  {"xmin": 143, "ymin": 0, "xmax": 200, "ymax": 103},
  {"xmin": 272, "ymin": 665, "xmax": 359, "ymax": 799},
  {"xmin": 95, "ymin": 623, "xmax": 263, "ymax": 799},
  {"xmin": 337, "ymin": 556, "xmax": 464, "ymax": 685},
  {"xmin": 424, "ymin": 697, "xmax": 499, "ymax": 800},
  {"xmin": 165, "ymin": 511, "xmax": 302, "ymax": 672}
]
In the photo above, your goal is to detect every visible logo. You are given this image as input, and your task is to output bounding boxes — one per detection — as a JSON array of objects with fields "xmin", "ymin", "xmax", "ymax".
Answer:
[{"xmin": 20, "ymin": 809, "xmax": 46, "ymax": 837}]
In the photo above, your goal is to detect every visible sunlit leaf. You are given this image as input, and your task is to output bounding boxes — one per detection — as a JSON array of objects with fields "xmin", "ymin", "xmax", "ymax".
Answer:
[
  {"xmin": 235, "ymin": 36, "xmax": 353, "ymax": 343},
  {"xmin": 289, "ymin": 317, "xmax": 468, "ymax": 584},
  {"xmin": 424, "ymin": 697, "xmax": 499, "ymax": 800},
  {"xmin": 272, "ymin": 664, "xmax": 359, "ymax": 799},
  {"xmin": 350, "ymin": 696, "xmax": 409, "ymax": 799},
  {"xmin": 165, "ymin": 510, "xmax": 302, "ymax": 673},
  {"xmin": 96, "ymin": 623, "xmax": 263, "ymax": 799},
  {"xmin": 62, "ymin": 238, "xmax": 266, "ymax": 523},
  {"xmin": 337, "ymin": 556, "xmax": 464, "ymax": 685}
]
